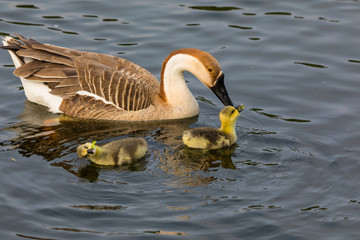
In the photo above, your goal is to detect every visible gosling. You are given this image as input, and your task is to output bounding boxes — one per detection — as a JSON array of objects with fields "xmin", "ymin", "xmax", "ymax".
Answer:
[
  {"xmin": 77, "ymin": 138, "xmax": 147, "ymax": 165},
  {"xmin": 182, "ymin": 105, "xmax": 244, "ymax": 149}
]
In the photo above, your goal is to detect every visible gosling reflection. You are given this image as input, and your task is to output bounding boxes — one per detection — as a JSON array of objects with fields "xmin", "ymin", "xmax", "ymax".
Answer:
[
  {"xmin": 155, "ymin": 145, "xmax": 236, "ymax": 187},
  {"xmin": 51, "ymin": 156, "xmax": 149, "ymax": 182}
]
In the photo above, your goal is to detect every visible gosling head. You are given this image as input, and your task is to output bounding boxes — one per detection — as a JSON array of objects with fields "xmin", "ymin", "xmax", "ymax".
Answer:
[
  {"xmin": 77, "ymin": 141, "xmax": 97, "ymax": 158},
  {"xmin": 161, "ymin": 49, "xmax": 233, "ymax": 106},
  {"xmin": 219, "ymin": 105, "xmax": 244, "ymax": 124}
]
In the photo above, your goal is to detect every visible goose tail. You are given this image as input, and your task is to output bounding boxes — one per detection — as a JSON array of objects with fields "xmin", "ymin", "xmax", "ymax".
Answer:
[
  {"xmin": 2, "ymin": 35, "xmax": 24, "ymax": 68},
  {"xmin": 1, "ymin": 35, "xmax": 63, "ymax": 113}
]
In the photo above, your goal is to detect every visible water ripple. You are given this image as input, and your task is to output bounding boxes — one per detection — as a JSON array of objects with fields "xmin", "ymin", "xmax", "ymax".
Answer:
[
  {"xmin": 15, "ymin": 4, "xmax": 39, "ymax": 9},
  {"xmin": 250, "ymin": 108, "xmax": 311, "ymax": 123},
  {"xmin": 265, "ymin": 12, "xmax": 292, "ymax": 16},
  {"xmin": 228, "ymin": 24, "xmax": 253, "ymax": 30},
  {"xmin": 5, "ymin": 21, "xmax": 44, "ymax": 26},
  {"xmin": 294, "ymin": 61, "xmax": 328, "ymax": 69},
  {"xmin": 188, "ymin": 6, "xmax": 242, "ymax": 11}
]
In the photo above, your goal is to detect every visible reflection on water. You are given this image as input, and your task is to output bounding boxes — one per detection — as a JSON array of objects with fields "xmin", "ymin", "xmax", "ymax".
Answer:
[
  {"xmin": 82, "ymin": 14, "xmax": 98, "ymax": 18},
  {"xmin": 155, "ymin": 145, "xmax": 236, "ymax": 187},
  {"xmin": 1, "ymin": 0, "xmax": 360, "ymax": 238},
  {"xmin": 143, "ymin": 230, "xmax": 187, "ymax": 236},
  {"xmin": 265, "ymin": 12, "xmax": 292, "ymax": 16},
  {"xmin": 0, "ymin": 101, "xmax": 296, "ymax": 186},
  {"xmin": 70, "ymin": 205, "xmax": 127, "ymax": 210},
  {"xmin": 188, "ymin": 6, "xmax": 242, "ymax": 11},
  {"xmin": 15, "ymin": 4, "xmax": 39, "ymax": 9},
  {"xmin": 228, "ymin": 24, "xmax": 253, "ymax": 30},
  {"xmin": 42, "ymin": 16, "xmax": 64, "ymax": 19},
  {"xmin": 1, "ymin": 100, "xmax": 196, "ymax": 150},
  {"xmin": 51, "ymin": 228, "xmax": 102, "ymax": 235},
  {"xmin": 0, "ymin": 101, "xmax": 239, "ymax": 186},
  {"xmin": 294, "ymin": 61, "xmax": 328, "ymax": 69},
  {"xmin": 4, "ymin": 21, "xmax": 44, "ymax": 27},
  {"xmin": 103, "ymin": 18, "xmax": 118, "ymax": 22},
  {"xmin": 250, "ymin": 108, "xmax": 311, "ymax": 123}
]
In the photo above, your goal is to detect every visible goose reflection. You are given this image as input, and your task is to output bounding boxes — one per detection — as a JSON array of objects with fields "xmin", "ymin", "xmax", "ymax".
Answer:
[
  {"xmin": 0, "ymin": 100, "xmax": 192, "ymax": 158},
  {"xmin": 0, "ymin": 100, "xmax": 237, "ymax": 185}
]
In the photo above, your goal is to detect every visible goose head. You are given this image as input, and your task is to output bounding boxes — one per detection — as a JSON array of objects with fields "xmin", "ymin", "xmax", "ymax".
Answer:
[
  {"xmin": 77, "ymin": 142, "xmax": 97, "ymax": 158},
  {"xmin": 160, "ymin": 49, "xmax": 233, "ymax": 107}
]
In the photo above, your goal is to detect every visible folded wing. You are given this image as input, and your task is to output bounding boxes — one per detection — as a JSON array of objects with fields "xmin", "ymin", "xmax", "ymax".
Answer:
[{"xmin": 7, "ymin": 34, "xmax": 160, "ymax": 114}]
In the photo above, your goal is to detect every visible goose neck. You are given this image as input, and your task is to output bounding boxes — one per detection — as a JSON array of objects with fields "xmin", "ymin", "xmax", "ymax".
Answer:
[{"xmin": 160, "ymin": 54, "xmax": 199, "ymax": 115}]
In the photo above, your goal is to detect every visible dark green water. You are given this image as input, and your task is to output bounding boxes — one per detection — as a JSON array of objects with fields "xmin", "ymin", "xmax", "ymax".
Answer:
[{"xmin": 0, "ymin": 0, "xmax": 359, "ymax": 239}]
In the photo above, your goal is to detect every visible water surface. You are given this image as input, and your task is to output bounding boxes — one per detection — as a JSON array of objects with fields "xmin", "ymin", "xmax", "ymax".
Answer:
[{"xmin": 0, "ymin": 0, "xmax": 359, "ymax": 239}]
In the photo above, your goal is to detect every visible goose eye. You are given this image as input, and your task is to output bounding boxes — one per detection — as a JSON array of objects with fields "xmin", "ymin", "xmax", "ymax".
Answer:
[{"xmin": 207, "ymin": 68, "xmax": 213, "ymax": 73}]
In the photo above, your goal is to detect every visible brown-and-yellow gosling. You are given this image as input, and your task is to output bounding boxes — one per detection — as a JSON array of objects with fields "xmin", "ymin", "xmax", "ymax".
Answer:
[
  {"xmin": 182, "ymin": 105, "xmax": 244, "ymax": 149},
  {"xmin": 77, "ymin": 138, "xmax": 147, "ymax": 165}
]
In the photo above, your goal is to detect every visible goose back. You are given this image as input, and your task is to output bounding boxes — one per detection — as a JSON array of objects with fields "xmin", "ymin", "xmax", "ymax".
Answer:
[{"xmin": 5, "ymin": 35, "xmax": 160, "ymax": 115}]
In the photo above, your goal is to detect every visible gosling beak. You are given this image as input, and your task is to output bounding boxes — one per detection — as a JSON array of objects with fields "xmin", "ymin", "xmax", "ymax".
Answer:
[
  {"xmin": 87, "ymin": 149, "xmax": 95, "ymax": 154},
  {"xmin": 236, "ymin": 104, "xmax": 245, "ymax": 113},
  {"xmin": 210, "ymin": 72, "xmax": 234, "ymax": 106}
]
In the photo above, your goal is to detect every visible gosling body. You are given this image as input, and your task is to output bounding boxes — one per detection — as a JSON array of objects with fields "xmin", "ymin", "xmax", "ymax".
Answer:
[
  {"xmin": 182, "ymin": 105, "xmax": 243, "ymax": 149},
  {"xmin": 77, "ymin": 138, "xmax": 147, "ymax": 165}
]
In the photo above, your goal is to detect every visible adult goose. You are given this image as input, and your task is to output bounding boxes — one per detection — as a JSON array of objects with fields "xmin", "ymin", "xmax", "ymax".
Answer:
[{"xmin": 1, "ymin": 34, "xmax": 233, "ymax": 121}]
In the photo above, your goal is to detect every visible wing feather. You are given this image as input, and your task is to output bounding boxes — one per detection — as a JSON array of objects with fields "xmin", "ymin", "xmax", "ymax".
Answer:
[{"xmin": 3, "ymin": 34, "xmax": 160, "ymax": 115}]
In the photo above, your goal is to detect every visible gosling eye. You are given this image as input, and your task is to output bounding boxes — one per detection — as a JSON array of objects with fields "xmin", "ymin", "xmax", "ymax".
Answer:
[
  {"xmin": 207, "ymin": 67, "xmax": 213, "ymax": 73},
  {"xmin": 231, "ymin": 109, "xmax": 235, "ymax": 114},
  {"xmin": 84, "ymin": 146, "xmax": 88, "ymax": 149}
]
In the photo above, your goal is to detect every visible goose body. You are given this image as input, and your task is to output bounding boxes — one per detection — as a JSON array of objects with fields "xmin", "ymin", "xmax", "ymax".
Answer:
[
  {"xmin": 77, "ymin": 137, "xmax": 147, "ymax": 165},
  {"xmin": 1, "ymin": 34, "xmax": 233, "ymax": 121},
  {"xmin": 182, "ymin": 105, "xmax": 244, "ymax": 149}
]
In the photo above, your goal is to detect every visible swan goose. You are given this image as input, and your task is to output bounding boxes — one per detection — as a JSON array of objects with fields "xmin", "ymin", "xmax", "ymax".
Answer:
[
  {"xmin": 77, "ymin": 138, "xmax": 147, "ymax": 165},
  {"xmin": 1, "ymin": 34, "xmax": 233, "ymax": 121},
  {"xmin": 182, "ymin": 105, "xmax": 244, "ymax": 149}
]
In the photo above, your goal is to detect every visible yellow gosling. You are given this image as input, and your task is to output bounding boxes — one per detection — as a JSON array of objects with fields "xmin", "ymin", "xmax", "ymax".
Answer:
[
  {"xmin": 77, "ymin": 138, "xmax": 147, "ymax": 165},
  {"xmin": 182, "ymin": 105, "xmax": 244, "ymax": 149}
]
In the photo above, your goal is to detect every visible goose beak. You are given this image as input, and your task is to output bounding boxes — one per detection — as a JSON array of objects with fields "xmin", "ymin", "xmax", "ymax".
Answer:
[
  {"xmin": 210, "ymin": 72, "xmax": 233, "ymax": 106},
  {"xmin": 87, "ymin": 149, "xmax": 95, "ymax": 154}
]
